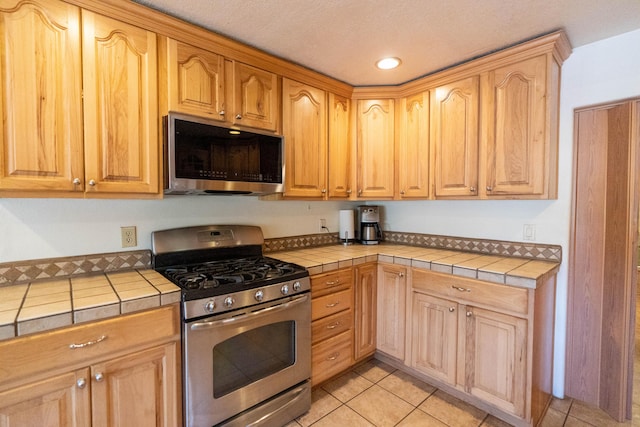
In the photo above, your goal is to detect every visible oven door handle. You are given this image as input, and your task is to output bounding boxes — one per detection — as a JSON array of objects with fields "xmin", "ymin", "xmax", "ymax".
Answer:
[
  {"xmin": 190, "ymin": 294, "xmax": 309, "ymax": 330},
  {"xmin": 246, "ymin": 385, "xmax": 307, "ymax": 427}
]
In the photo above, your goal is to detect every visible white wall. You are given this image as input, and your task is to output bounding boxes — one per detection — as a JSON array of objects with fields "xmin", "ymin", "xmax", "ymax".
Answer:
[{"xmin": 1, "ymin": 28, "xmax": 639, "ymax": 397}]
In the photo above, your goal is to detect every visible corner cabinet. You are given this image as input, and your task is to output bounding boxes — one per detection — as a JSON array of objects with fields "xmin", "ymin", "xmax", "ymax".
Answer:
[
  {"xmin": 355, "ymin": 99, "xmax": 395, "ymax": 199},
  {"xmin": 353, "ymin": 262, "xmax": 377, "ymax": 361},
  {"xmin": 398, "ymin": 92, "xmax": 430, "ymax": 199},
  {"xmin": 0, "ymin": 305, "xmax": 181, "ymax": 426},
  {"xmin": 0, "ymin": 0, "xmax": 160, "ymax": 197}
]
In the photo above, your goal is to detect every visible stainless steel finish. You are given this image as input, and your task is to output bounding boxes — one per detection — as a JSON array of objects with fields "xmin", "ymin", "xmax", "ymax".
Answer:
[
  {"xmin": 184, "ymin": 294, "xmax": 311, "ymax": 427},
  {"xmin": 69, "ymin": 334, "xmax": 107, "ymax": 349},
  {"xmin": 151, "ymin": 224, "xmax": 264, "ymax": 256},
  {"xmin": 218, "ymin": 382, "xmax": 311, "ymax": 427},
  {"xmin": 77, "ymin": 378, "xmax": 87, "ymax": 389},
  {"xmin": 223, "ymin": 296, "xmax": 234, "ymax": 308},
  {"xmin": 357, "ymin": 205, "xmax": 382, "ymax": 244},
  {"xmin": 184, "ymin": 276, "xmax": 310, "ymax": 319},
  {"xmin": 94, "ymin": 373, "xmax": 104, "ymax": 382},
  {"xmin": 281, "ymin": 284, "xmax": 289, "ymax": 295}
]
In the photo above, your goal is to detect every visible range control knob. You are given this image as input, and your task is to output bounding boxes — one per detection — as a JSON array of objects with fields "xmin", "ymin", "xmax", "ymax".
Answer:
[
  {"xmin": 281, "ymin": 284, "xmax": 290, "ymax": 295},
  {"xmin": 255, "ymin": 290, "xmax": 264, "ymax": 302},
  {"xmin": 204, "ymin": 300, "xmax": 215, "ymax": 313},
  {"xmin": 293, "ymin": 281, "xmax": 302, "ymax": 292},
  {"xmin": 223, "ymin": 297, "xmax": 234, "ymax": 308}
]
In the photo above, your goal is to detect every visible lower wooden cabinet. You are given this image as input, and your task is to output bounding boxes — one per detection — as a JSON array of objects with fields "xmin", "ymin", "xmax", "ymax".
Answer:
[
  {"xmin": 354, "ymin": 263, "xmax": 377, "ymax": 361},
  {"xmin": 0, "ymin": 305, "xmax": 181, "ymax": 426},
  {"xmin": 376, "ymin": 263, "xmax": 406, "ymax": 360}
]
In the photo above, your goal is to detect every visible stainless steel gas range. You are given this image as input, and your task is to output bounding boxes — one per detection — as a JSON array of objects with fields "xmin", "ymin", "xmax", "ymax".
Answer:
[{"xmin": 151, "ymin": 225, "xmax": 311, "ymax": 427}]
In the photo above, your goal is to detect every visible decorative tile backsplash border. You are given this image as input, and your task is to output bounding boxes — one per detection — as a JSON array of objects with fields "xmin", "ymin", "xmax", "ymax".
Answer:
[
  {"xmin": 0, "ymin": 250, "xmax": 150, "ymax": 288},
  {"xmin": 0, "ymin": 231, "xmax": 561, "ymax": 287}
]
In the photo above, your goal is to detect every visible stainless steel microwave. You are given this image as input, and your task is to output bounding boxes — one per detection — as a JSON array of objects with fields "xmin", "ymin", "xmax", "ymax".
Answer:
[{"xmin": 164, "ymin": 113, "xmax": 284, "ymax": 195}]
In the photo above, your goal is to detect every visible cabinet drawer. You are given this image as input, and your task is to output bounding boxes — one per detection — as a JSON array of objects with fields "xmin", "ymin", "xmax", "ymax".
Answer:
[
  {"xmin": 311, "ymin": 268, "xmax": 352, "ymax": 297},
  {"xmin": 311, "ymin": 330, "xmax": 353, "ymax": 386},
  {"xmin": 0, "ymin": 304, "xmax": 180, "ymax": 388},
  {"xmin": 312, "ymin": 289, "xmax": 352, "ymax": 320},
  {"xmin": 312, "ymin": 309, "xmax": 352, "ymax": 344},
  {"xmin": 412, "ymin": 269, "xmax": 528, "ymax": 315}
]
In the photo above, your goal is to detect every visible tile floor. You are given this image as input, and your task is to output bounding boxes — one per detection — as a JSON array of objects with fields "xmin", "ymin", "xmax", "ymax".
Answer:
[{"xmin": 285, "ymin": 357, "xmax": 638, "ymax": 427}]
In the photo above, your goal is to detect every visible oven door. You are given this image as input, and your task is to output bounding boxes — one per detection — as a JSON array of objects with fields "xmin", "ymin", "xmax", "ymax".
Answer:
[{"xmin": 183, "ymin": 293, "xmax": 311, "ymax": 427}]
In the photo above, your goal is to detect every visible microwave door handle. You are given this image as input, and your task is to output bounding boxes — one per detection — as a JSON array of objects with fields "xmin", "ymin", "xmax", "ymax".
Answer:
[
  {"xmin": 245, "ymin": 385, "xmax": 307, "ymax": 427},
  {"xmin": 190, "ymin": 294, "xmax": 309, "ymax": 331}
]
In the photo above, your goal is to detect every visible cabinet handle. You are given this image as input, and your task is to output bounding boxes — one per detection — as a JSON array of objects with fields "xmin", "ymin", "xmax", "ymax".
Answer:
[
  {"xmin": 346, "ymin": 189, "xmax": 352, "ymax": 194},
  {"xmin": 219, "ymin": 110, "xmax": 225, "ymax": 116},
  {"xmin": 235, "ymin": 114, "xmax": 242, "ymax": 120},
  {"xmin": 358, "ymin": 189, "xmax": 362, "ymax": 196},
  {"xmin": 486, "ymin": 186, "xmax": 493, "ymax": 192},
  {"xmin": 451, "ymin": 285, "xmax": 471, "ymax": 293},
  {"xmin": 325, "ymin": 301, "xmax": 340, "ymax": 308},
  {"xmin": 69, "ymin": 334, "xmax": 107, "ymax": 349},
  {"xmin": 94, "ymin": 372, "xmax": 104, "ymax": 382},
  {"xmin": 326, "ymin": 352, "xmax": 340, "ymax": 361},
  {"xmin": 448, "ymin": 307, "xmax": 455, "ymax": 312},
  {"xmin": 88, "ymin": 179, "xmax": 96, "ymax": 186},
  {"xmin": 72, "ymin": 178, "xmax": 81, "ymax": 185},
  {"xmin": 466, "ymin": 311, "xmax": 473, "ymax": 317},
  {"xmin": 325, "ymin": 279, "xmax": 340, "ymax": 287},
  {"xmin": 77, "ymin": 378, "xmax": 87, "ymax": 389},
  {"xmin": 326, "ymin": 321, "xmax": 341, "ymax": 329}
]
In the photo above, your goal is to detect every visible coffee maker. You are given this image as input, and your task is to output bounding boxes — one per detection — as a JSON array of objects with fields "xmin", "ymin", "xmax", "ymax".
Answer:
[{"xmin": 357, "ymin": 206, "xmax": 382, "ymax": 245}]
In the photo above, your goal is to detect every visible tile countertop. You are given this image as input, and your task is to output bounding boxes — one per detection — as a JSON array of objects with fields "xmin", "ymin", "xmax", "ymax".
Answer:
[
  {"xmin": 0, "ymin": 269, "xmax": 180, "ymax": 341},
  {"xmin": 272, "ymin": 243, "xmax": 560, "ymax": 289},
  {"xmin": 0, "ymin": 243, "xmax": 559, "ymax": 342}
]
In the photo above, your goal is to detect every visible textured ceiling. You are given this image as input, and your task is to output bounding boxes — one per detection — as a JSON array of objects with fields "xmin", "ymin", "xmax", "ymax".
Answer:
[{"xmin": 134, "ymin": 0, "xmax": 640, "ymax": 86}]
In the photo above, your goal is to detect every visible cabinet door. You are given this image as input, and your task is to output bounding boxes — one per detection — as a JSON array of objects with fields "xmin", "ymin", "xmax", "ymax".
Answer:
[
  {"xmin": 328, "ymin": 93, "xmax": 352, "ymax": 198},
  {"xmin": 0, "ymin": 0, "xmax": 84, "ymax": 193},
  {"xmin": 410, "ymin": 292, "xmax": 457, "ymax": 385},
  {"xmin": 164, "ymin": 38, "xmax": 225, "ymax": 119},
  {"xmin": 282, "ymin": 78, "xmax": 327, "ymax": 198},
  {"xmin": 0, "ymin": 368, "xmax": 90, "ymax": 426},
  {"xmin": 356, "ymin": 99, "xmax": 395, "ymax": 199},
  {"xmin": 461, "ymin": 305, "xmax": 527, "ymax": 417},
  {"xmin": 431, "ymin": 76, "xmax": 479, "ymax": 198},
  {"xmin": 376, "ymin": 263, "xmax": 406, "ymax": 360},
  {"xmin": 398, "ymin": 92, "xmax": 430, "ymax": 199},
  {"xmin": 484, "ymin": 55, "xmax": 551, "ymax": 197},
  {"xmin": 232, "ymin": 62, "xmax": 279, "ymax": 131},
  {"xmin": 354, "ymin": 263, "xmax": 377, "ymax": 361},
  {"xmin": 82, "ymin": 11, "xmax": 159, "ymax": 195},
  {"xmin": 91, "ymin": 342, "xmax": 178, "ymax": 427}
]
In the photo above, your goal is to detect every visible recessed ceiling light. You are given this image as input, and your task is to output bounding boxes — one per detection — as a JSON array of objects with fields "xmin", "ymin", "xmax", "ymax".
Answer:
[
  {"xmin": 376, "ymin": 57, "xmax": 401, "ymax": 70},
  {"xmin": 229, "ymin": 130, "xmax": 241, "ymax": 135}
]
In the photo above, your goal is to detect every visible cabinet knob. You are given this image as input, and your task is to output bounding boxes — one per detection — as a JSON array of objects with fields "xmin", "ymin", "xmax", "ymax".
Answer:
[
  {"xmin": 235, "ymin": 114, "xmax": 242, "ymax": 120},
  {"xmin": 77, "ymin": 378, "xmax": 87, "ymax": 389},
  {"xmin": 486, "ymin": 186, "xmax": 493, "ymax": 192},
  {"xmin": 466, "ymin": 311, "xmax": 473, "ymax": 317},
  {"xmin": 321, "ymin": 188, "xmax": 327, "ymax": 194},
  {"xmin": 346, "ymin": 189, "xmax": 352, "ymax": 194},
  {"xmin": 449, "ymin": 307, "xmax": 455, "ymax": 312},
  {"xmin": 88, "ymin": 179, "xmax": 96, "ymax": 186},
  {"xmin": 400, "ymin": 190, "xmax": 405, "ymax": 196},
  {"xmin": 219, "ymin": 110, "xmax": 225, "ymax": 116},
  {"xmin": 94, "ymin": 372, "xmax": 104, "ymax": 382},
  {"xmin": 358, "ymin": 189, "xmax": 362, "ymax": 196},
  {"xmin": 398, "ymin": 272, "xmax": 405, "ymax": 278},
  {"xmin": 470, "ymin": 187, "xmax": 476, "ymax": 193},
  {"xmin": 72, "ymin": 178, "xmax": 81, "ymax": 185}
]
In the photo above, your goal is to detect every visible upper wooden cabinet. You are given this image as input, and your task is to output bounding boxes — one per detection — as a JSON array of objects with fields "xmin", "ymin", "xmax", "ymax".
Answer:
[
  {"xmin": 82, "ymin": 10, "xmax": 159, "ymax": 196},
  {"xmin": 431, "ymin": 76, "xmax": 480, "ymax": 198},
  {"xmin": 328, "ymin": 93, "xmax": 352, "ymax": 199},
  {"xmin": 161, "ymin": 38, "xmax": 226, "ymax": 119},
  {"xmin": 282, "ymin": 78, "xmax": 327, "ymax": 198},
  {"xmin": 356, "ymin": 99, "xmax": 395, "ymax": 199},
  {"xmin": 398, "ymin": 92, "xmax": 430, "ymax": 199},
  {"xmin": 482, "ymin": 55, "xmax": 558, "ymax": 198},
  {"xmin": 0, "ymin": 0, "xmax": 83, "ymax": 194},
  {"xmin": 232, "ymin": 62, "xmax": 279, "ymax": 132},
  {"xmin": 0, "ymin": 0, "xmax": 160, "ymax": 197}
]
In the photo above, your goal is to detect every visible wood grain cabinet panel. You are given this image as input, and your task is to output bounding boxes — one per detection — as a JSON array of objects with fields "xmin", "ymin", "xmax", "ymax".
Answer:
[
  {"xmin": 356, "ymin": 99, "xmax": 395, "ymax": 199},
  {"xmin": 232, "ymin": 61, "xmax": 279, "ymax": 131},
  {"xmin": 282, "ymin": 78, "xmax": 327, "ymax": 198},
  {"xmin": 327, "ymin": 93, "xmax": 352, "ymax": 199},
  {"xmin": 162, "ymin": 38, "xmax": 226, "ymax": 119},
  {"xmin": 354, "ymin": 263, "xmax": 377, "ymax": 361},
  {"xmin": 376, "ymin": 263, "xmax": 406, "ymax": 360},
  {"xmin": 398, "ymin": 92, "xmax": 430, "ymax": 199},
  {"xmin": 431, "ymin": 76, "xmax": 480, "ymax": 198},
  {"xmin": 0, "ymin": 0, "xmax": 84, "ymax": 193},
  {"xmin": 82, "ymin": 10, "xmax": 159, "ymax": 195}
]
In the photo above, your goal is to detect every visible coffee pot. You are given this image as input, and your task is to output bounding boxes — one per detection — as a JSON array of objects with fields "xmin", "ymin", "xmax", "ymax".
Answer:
[{"xmin": 357, "ymin": 206, "xmax": 382, "ymax": 245}]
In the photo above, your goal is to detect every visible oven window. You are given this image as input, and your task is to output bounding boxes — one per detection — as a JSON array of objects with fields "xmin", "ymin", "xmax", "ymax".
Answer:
[{"xmin": 212, "ymin": 321, "xmax": 295, "ymax": 398}]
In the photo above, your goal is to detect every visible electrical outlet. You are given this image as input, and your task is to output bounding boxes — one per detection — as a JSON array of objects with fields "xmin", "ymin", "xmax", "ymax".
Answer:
[
  {"xmin": 319, "ymin": 218, "xmax": 327, "ymax": 232},
  {"xmin": 121, "ymin": 226, "xmax": 137, "ymax": 248}
]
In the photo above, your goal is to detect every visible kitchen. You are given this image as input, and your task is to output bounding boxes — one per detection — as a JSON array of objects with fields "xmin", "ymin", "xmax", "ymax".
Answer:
[{"xmin": 0, "ymin": 0, "xmax": 639, "ymax": 425}]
